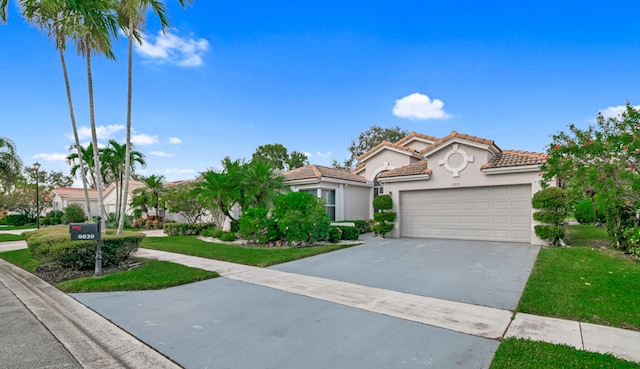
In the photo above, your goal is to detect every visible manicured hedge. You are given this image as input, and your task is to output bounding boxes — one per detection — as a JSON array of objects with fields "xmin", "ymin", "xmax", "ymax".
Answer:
[
  {"xmin": 25, "ymin": 226, "xmax": 143, "ymax": 270},
  {"xmin": 164, "ymin": 222, "xmax": 216, "ymax": 236}
]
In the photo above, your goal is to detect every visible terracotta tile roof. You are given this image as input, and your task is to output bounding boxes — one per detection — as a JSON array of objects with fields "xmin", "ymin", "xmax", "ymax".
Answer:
[
  {"xmin": 357, "ymin": 140, "xmax": 421, "ymax": 161},
  {"xmin": 481, "ymin": 150, "xmax": 547, "ymax": 169},
  {"xmin": 51, "ymin": 187, "xmax": 98, "ymax": 199},
  {"xmin": 394, "ymin": 132, "xmax": 439, "ymax": 146},
  {"xmin": 419, "ymin": 130, "xmax": 498, "ymax": 155},
  {"xmin": 283, "ymin": 164, "xmax": 367, "ymax": 183},
  {"xmin": 377, "ymin": 160, "xmax": 432, "ymax": 178},
  {"xmin": 352, "ymin": 162, "xmax": 365, "ymax": 174}
]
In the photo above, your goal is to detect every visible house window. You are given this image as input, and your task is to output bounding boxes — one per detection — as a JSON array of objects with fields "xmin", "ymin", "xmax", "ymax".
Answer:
[
  {"xmin": 298, "ymin": 189, "xmax": 336, "ymax": 221},
  {"xmin": 321, "ymin": 189, "xmax": 336, "ymax": 221},
  {"xmin": 373, "ymin": 173, "xmax": 385, "ymax": 198}
]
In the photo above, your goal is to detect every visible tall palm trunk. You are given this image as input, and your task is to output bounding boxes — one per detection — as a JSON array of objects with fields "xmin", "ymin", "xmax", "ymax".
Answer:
[
  {"xmin": 117, "ymin": 20, "xmax": 134, "ymax": 235},
  {"xmin": 86, "ymin": 47, "xmax": 106, "ymax": 230},
  {"xmin": 59, "ymin": 41, "xmax": 93, "ymax": 219}
]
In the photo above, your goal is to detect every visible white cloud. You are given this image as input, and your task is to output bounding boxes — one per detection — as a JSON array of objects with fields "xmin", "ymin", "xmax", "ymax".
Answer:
[
  {"xmin": 164, "ymin": 168, "xmax": 196, "ymax": 175},
  {"xmin": 33, "ymin": 153, "xmax": 67, "ymax": 162},
  {"xmin": 599, "ymin": 104, "xmax": 640, "ymax": 119},
  {"xmin": 393, "ymin": 93, "xmax": 450, "ymax": 120},
  {"xmin": 135, "ymin": 29, "xmax": 209, "ymax": 67},
  {"xmin": 169, "ymin": 137, "xmax": 183, "ymax": 144},
  {"xmin": 151, "ymin": 151, "xmax": 174, "ymax": 157},
  {"xmin": 131, "ymin": 134, "xmax": 159, "ymax": 146},
  {"xmin": 70, "ymin": 125, "xmax": 124, "ymax": 141}
]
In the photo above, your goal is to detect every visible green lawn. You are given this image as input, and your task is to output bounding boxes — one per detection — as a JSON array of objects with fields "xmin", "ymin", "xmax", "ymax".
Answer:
[
  {"xmin": 0, "ymin": 234, "xmax": 25, "ymax": 242},
  {"xmin": 491, "ymin": 338, "xmax": 640, "ymax": 368},
  {"xmin": 0, "ymin": 248, "xmax": 40, "ymax": 272},
  {"xmin": 141, "ymin": 236, "xmax": 359, "ymax": 267},
  {"xmin": 56, "ymin": 259, "xmax": 218, "ymax": 292},
  {"xmin": 0, "ymin": 224, "xmax": 37, "ymax": 231},
  {"xmin": 517, "ymin": 226, "xmax": 640, "ymax": 330}
]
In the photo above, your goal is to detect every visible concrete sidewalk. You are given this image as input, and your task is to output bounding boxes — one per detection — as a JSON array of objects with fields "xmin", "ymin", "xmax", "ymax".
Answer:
[
  {"xmin": 137, "ymin": 247, "xmax": 640, "ymax": 364},
  {"xmin": 0, "ymin": 258, "xmax": 182, "ymax": 369}
]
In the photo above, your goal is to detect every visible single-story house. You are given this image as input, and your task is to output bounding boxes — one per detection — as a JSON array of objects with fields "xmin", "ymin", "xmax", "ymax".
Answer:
[
  {"xmin": 283, "ymin": 131, "xmax": 548, "ymax": 244},
  {"xmin": 50, "ymin": 187, "xmax": 99, "ymax": 218}
]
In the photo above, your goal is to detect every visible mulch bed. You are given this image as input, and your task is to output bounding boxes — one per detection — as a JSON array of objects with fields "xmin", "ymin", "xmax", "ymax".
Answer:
[{"xmin": 35, "ymin": 258, "xmax": 141, "ymax": 285}]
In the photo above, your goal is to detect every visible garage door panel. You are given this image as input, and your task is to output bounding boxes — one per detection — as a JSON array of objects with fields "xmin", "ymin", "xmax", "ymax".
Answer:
[{"xmin": 401, "ymin": 185, "xmax": 531, "ymax": 243}]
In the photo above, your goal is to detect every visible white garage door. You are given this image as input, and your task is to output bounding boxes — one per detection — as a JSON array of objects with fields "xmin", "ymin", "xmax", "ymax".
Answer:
[{"xmin": 400, "ymin": 185, "xmax": 532, "ymax": 242}]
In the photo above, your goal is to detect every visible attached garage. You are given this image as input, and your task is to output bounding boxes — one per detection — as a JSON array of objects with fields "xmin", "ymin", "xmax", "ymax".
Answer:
[{"xmin": 400, "ymin": 184, "xmax": 532, "ymax": 243}]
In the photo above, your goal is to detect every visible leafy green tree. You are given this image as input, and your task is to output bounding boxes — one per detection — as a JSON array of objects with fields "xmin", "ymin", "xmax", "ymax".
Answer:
[
  {"xmin": 542, "ymin": 103, "xmax": 640, "ymax": 249},
  {"xmin": 273, "ymin": 192, "xmax": 330, "ymax": 245},
  {"xmin": 161, "ymin": 182, "xmax": 208, "ymax": 224},
  {"xmin": 333, "ymin": 125, "xmax": 409, "ymax": 169},
  {"xmin": 67, "ymin": 143, "xmax": 99, "ymax": 188},
  {"xmin": 252, "ymin": 143, "xmax": 309, "ymax": 170},
  {"xmin": 131, "ymin": 174, "xmax": 166, "ymax": 218},
  {"xmin": 0, "ymin": 137, "xmax": 22, "ymax": 193}
]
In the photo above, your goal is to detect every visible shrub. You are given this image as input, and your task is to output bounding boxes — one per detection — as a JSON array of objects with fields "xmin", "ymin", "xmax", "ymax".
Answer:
[
  {"xmin": 201, "ymin": 227, "xmax": 223, "ymax": 238},
  {"xmin": 219, "ymin": 231, "xmax": 237, "ymax": 242},
  {"xmin": 623, "ymin": 227, "xmax": 640, "ymax": 257},
  {"xmin": 164, "ymin": 222, "xmax": 215, "ymax": 236},
  {"xmin": 574, "ymin": 199, "xmax": 597, "ymax": 225},
  {"xmin": 331, "ymin": 225, "xmax": 359, "ymax": 241},
  {"xmin": 372, "ymin": 194, "xmax": 393, "ymax": 211},
  {"xmin": 328, "ymin": 226, "xmax": 342, "ymax": 243},
  {"xmin": 42, "ymin": 210, "xmax": 64, "ymax": 226},
  {"xmin": 533, "ymin": 211, "xmax": 566, "ymax": 225},
  {"xmin": 239, "ymin": 208, "xmax": 279, "ymax": 244},
  {"xmin": 534, "ymin": 225, "xmax": 565, "ymax": 244},
  {"xmin": 4, "ymin": 214, "xmax": 30, "ymax": 226},
  {"xmin": 532, "ymin": 187, "xmax": 567, "ymax": 245},
  {"xmin": 61, "ymin": 204, "xmax": 86, "ymax": 224},
  {"xmin": 338, "ymin": 219, "xmax": 373, "ymax": 234},
  {"xmin": 26, "ymin": 226, "xmax": 143, "ymax": 270},
  {"xmin": 273, "ymin": 192, "xmax": 330, "ymax": 245},
  {"xmin": 372, "ymin": 195, "xmax": 396, "ymax": 238},
  {"xmin": 604, "ymin": 201, "xmax": 637, "ymax": 251},
  {"xmin": 373, "ymin": 212, "xmax": 397, "ymax": 223}
]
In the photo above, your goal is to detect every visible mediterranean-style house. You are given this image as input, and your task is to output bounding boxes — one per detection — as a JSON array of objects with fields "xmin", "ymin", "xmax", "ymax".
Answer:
[{"xmin": 282, "ymin": 131, "xmax": 547, "ymax": 244}]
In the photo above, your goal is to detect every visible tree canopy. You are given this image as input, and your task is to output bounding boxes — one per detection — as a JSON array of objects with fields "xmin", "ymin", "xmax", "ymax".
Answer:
[
  {"xmin": 333, "ymin": 125, "xmax": 410, "ymax": 169},
  {"xmin": 541, "ymin": 103, "xmax": 640, "ymax": 249},
  {"xmin": 251, "ymin": 143, "xmax": 308, "ymax": 171}
]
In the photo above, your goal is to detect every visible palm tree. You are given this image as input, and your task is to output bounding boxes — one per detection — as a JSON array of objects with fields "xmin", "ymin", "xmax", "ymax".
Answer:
[
  {"xmin": 116, "ymin": 0, "xmax": 192, "ymax": 234},
  {"xmin": 0, "ymin": 137, "xmax": 22, "ymax": 193},
  {"xmin": 192, "ymin": 158, "xmax": 245, "ymax": 222},
  {"xmin": 66, "ymin": 143, "xmax": 99, "ymax": 188},
  {"xmin": 132, "ymin": 174, "xmax": 166, "ymax": 218},
  {"xmin": 241, "ymin": 160, "xmax": 287, "ymax": 210},
  {"xmin": 21, "ymin": 0, "xmax": 97, "ymax": 219},
  {"xmin": 101, "ymin": 139, "xmax": 146, "ymax": 220}
]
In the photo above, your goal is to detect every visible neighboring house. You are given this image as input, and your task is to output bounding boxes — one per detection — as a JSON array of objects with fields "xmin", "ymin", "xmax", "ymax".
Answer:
[
  {"xmin": 283, "ymin": 131, "xmax": 547, "ymax": 244},
  {"xmin": 102, "ymin": 180, "xmax": 146, "ymax": 216},
  {"xmin": 50, "ymin": 187, "xmax": 99, "ymax": 218}
]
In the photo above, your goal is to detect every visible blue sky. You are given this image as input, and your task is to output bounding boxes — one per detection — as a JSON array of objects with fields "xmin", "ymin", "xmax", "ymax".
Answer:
[{"xmin": 2, "ymin": 1, "xmax": 640, "ymax": 185}]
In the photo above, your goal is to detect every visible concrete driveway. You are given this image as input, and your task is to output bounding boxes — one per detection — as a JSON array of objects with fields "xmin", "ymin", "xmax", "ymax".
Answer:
[{"xmin": 73, "ymin": 236, "xmax": 540, "ymax": 369}]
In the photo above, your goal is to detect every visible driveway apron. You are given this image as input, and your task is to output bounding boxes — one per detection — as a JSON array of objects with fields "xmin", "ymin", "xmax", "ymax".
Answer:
[{"xmin": 273, "ymin": 235, "xmax": 540, "ymax": 310}]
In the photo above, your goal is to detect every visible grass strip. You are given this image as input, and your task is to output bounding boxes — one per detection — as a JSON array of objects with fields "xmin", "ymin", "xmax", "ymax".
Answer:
[
  {"xmin": 518, "ymin": 245, "xmax": 640, "ymax": 330},
  {"xmin": 491, "ymin": 338, "xmax": 640, "ymax": 368},
  {"xmin": 0, "ymin": 234, "xmax": 25, "ymax": 242},
  {"xmin": 57, "ymin": 259, "xmax": 218, "ymax": 293},
  {"xmin": 0, "ymin": 248, "xmax": 40, "ymax": 272},
  {"xmin": 141, "ymin": 236, "xmax": 359, "ymax": 267}
]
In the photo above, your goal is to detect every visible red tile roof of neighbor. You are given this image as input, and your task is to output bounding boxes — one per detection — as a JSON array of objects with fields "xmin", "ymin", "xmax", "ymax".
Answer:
[
  {"xmin": 394, "ymin": 132, "xmax": 439, "ymax": 146},
  {"xmin": 283, "ymin": 165, "xmax": 367, "ymax": 183},
  {"xmin": 356, "ymin": 140, "xmax": 421, "ymax": 161},
  {"xmin": 481, "ymin": 150, "xmax": 547, "ymax": 169},
  {"xmin": 419, "ymin": 130, "xmax": 498, "ymax": 155},
  {"xmin": 378, "ymin": 160, "xmax": 432, "ymax": 178},
  {"xmin": 52, "ymin": 187, "xmax": 98, "ymax": 199}
]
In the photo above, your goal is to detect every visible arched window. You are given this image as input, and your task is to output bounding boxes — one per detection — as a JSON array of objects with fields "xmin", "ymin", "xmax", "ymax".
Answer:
[{"xmin": 373, "ymin": 173, "xmax": 385, "ymax": 198}]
